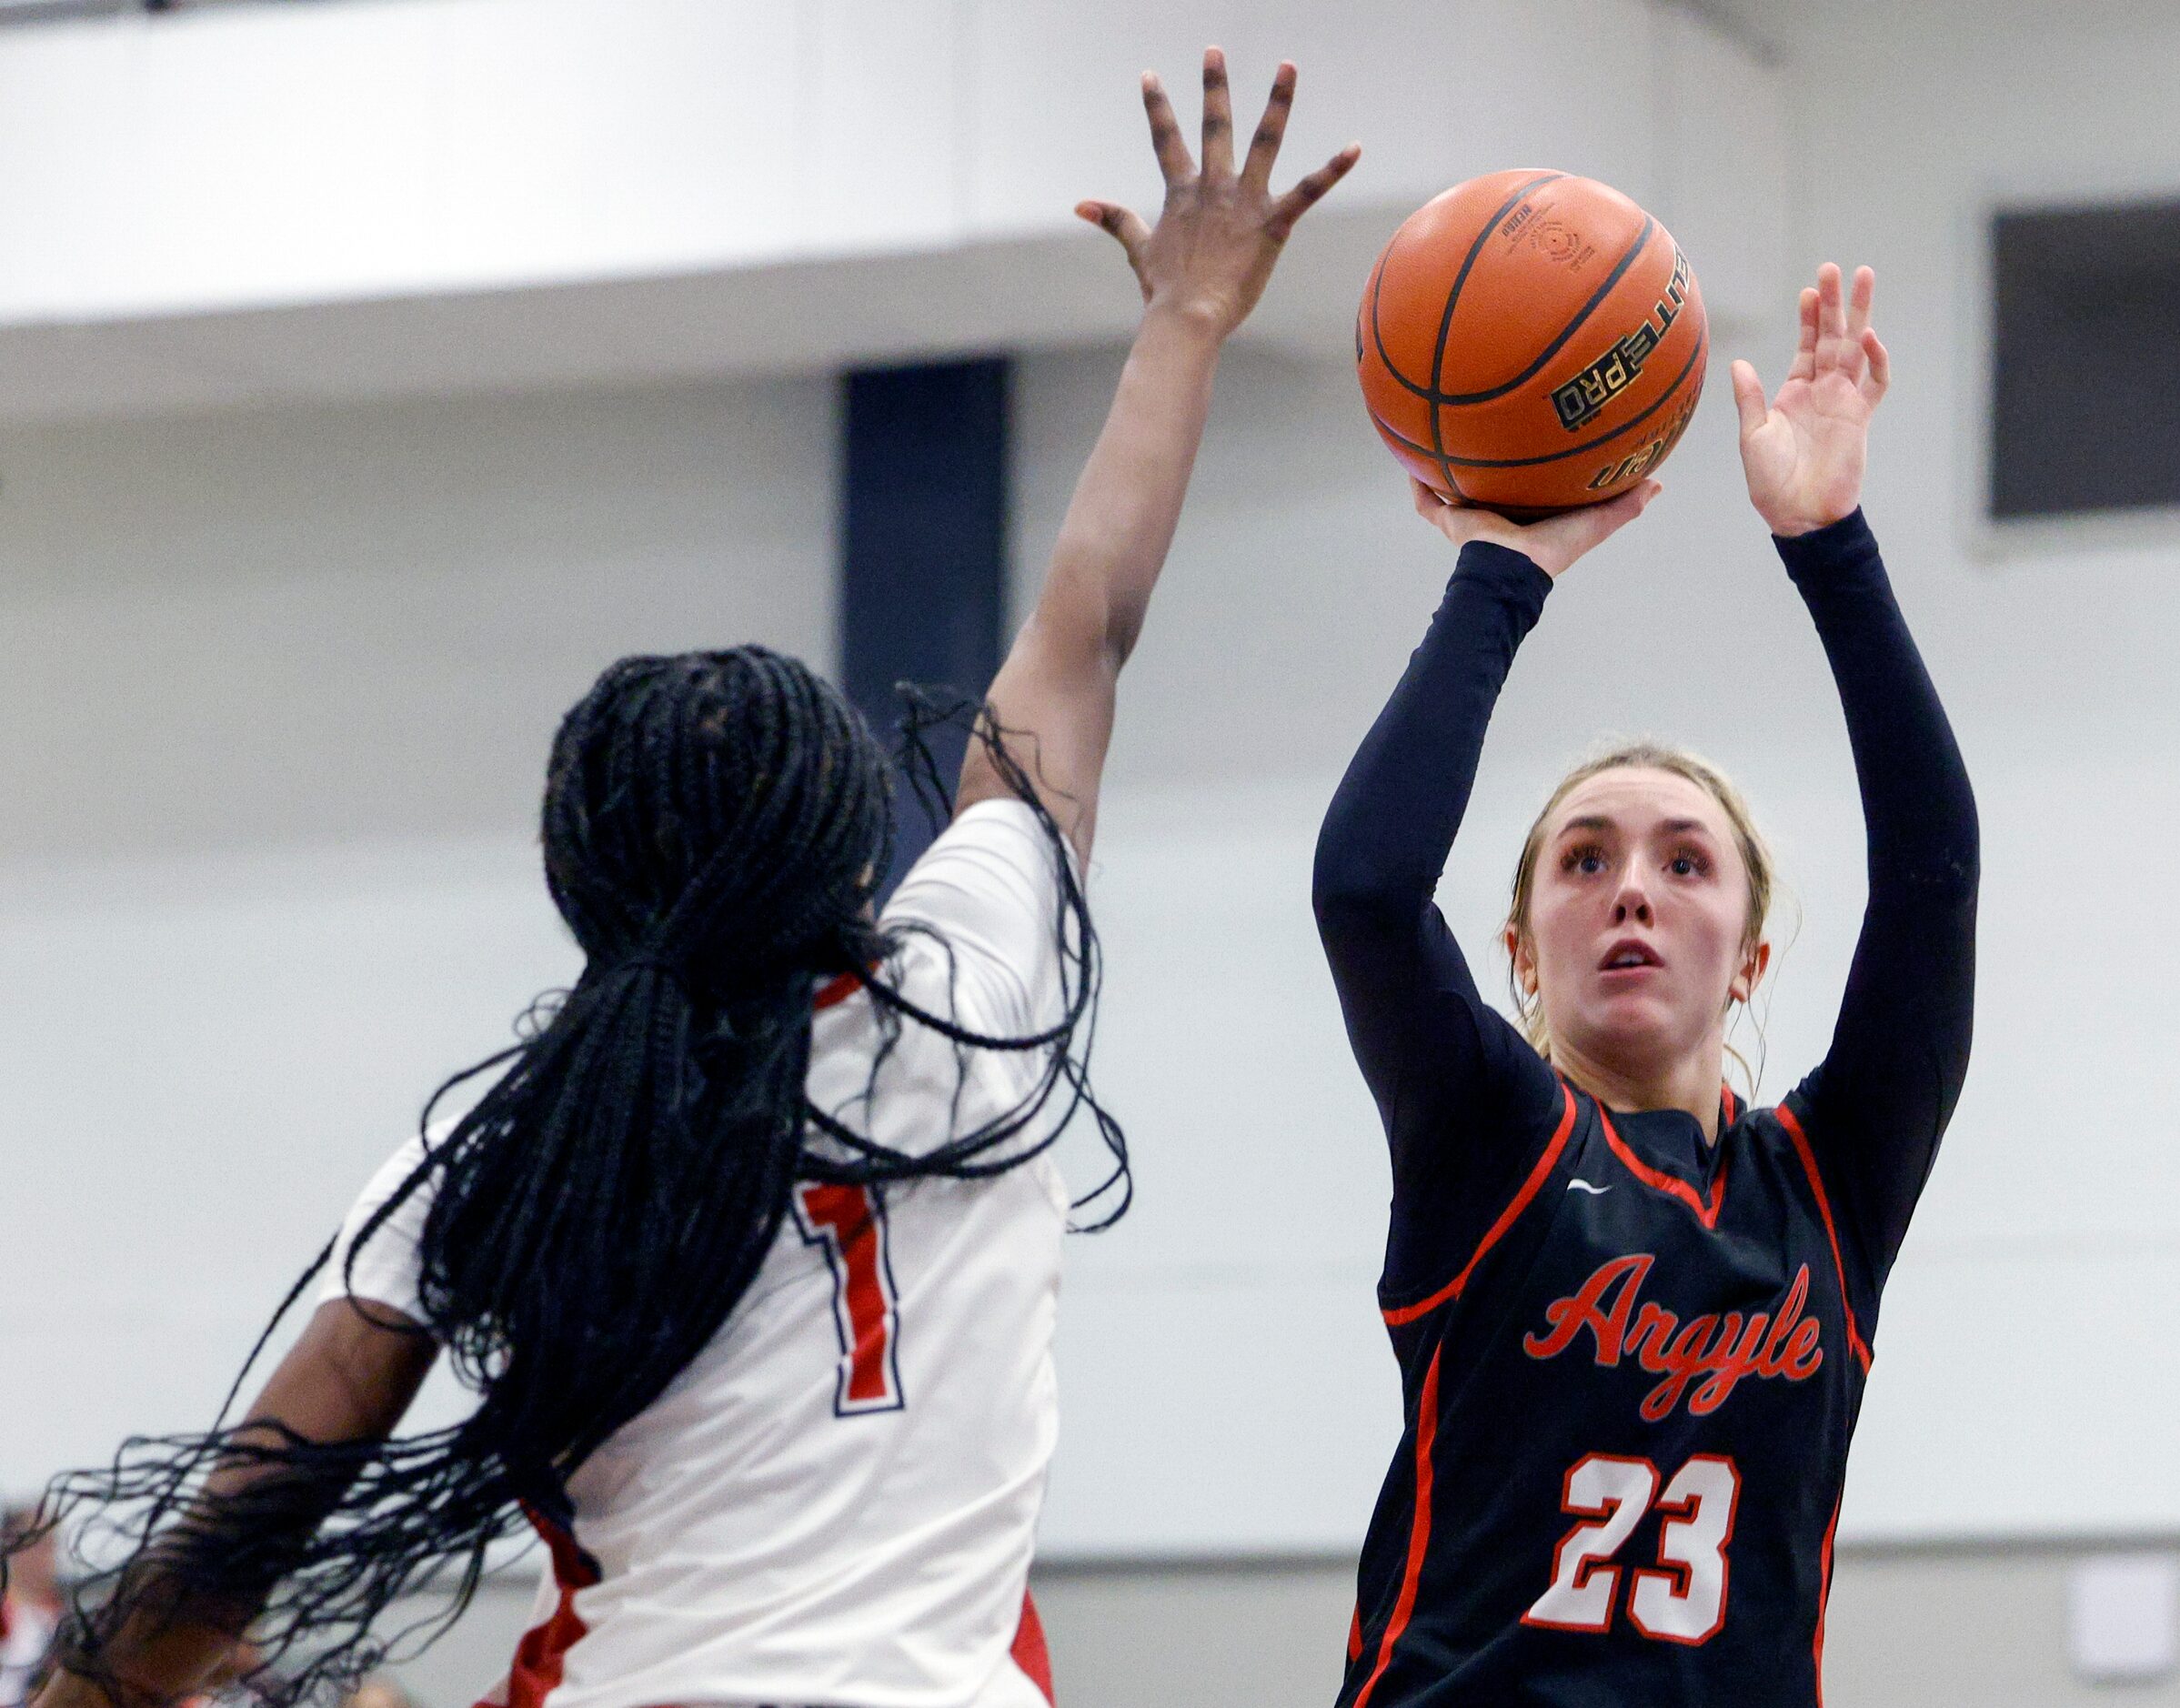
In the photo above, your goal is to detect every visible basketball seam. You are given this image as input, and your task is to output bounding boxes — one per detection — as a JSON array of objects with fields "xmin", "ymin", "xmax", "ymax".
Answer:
[
  {"xmin": 1371, "ymin": 173, "xmax": 1565, "ymax": 406},
  {"xmin": 1367, "ymin": 246, "xmax": 1466, "ymax": 498},
  {"xmin": 1418, "ymin": 174, "xmax": 1567, "ymax": 497},
  {"xmin": 1369, "ymin": 404, "xmax": 1471, "ymax": 500},
  {"xmin": 1431, "ymin": 216, "xmax": 1657, "ymax": 410},
  {"xmin": 1371, "ymin": 329, "xmax": 1706, "ymax": 471}
]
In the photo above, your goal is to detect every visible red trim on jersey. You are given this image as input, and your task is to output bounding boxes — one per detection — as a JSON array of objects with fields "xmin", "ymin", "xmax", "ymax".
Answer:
[
  {"xmin": 1773, "ymin": 1104, "xmax": 1873, "ymax": 1372},
  {"xmin": 1813, "ymin": 1494, "xmax": 1842, "ymax": 1706},
  {"xmin": 1350, "ymin": 1346, "xmax": 1443, "ymax": 1708},
  {"xmin": 1597, "ymin": 1103, "xmax": 1727, "ymax": 1230},
  {"xmin": 814, "ymin": 970, "xmax": 864, "ymax": 1010},
  {"xmin": 1382, "ymin": 1084, "xmax": 1578, "ymax": 1327},
  {"xmin": 1720, "ymin": 1084, "xmax": 1739, "ymax": 1126},
  {"xmin": 1011, "ymin": 1590, "xmax": 1056, "ymax": 1704},
  {"xmin": 489, "ymin": 1511, "xmax": 600, "ymax": 1708},
  {"xmin": 1347, "ymin": 1603, "xmax": 1363, "ymax": 1663}
]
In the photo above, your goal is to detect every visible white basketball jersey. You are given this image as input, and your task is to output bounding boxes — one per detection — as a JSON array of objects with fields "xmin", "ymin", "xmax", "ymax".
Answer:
[{"xmin": 320, "ymin": 801, "xmax": 1074, "ymax": 1708}]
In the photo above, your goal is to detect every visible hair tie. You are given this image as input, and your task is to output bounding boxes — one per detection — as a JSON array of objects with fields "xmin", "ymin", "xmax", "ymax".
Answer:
[{"xmin": 613, "ymin": 953, "xmax": 690, "ymax": 990}]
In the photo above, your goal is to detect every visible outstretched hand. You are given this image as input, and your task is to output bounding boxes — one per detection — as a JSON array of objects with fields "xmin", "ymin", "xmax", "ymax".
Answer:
[
  {"xmin": 1408, "ymin": 478, "xmax": 1660, "ymax": 580},
  {"xmin": 1732, "ymin": 264, "xmax": 1890, "ymax": 538},
  {"xmin": 1077, "ymin": 48, "xmax": 1361, "ymax": 340}
]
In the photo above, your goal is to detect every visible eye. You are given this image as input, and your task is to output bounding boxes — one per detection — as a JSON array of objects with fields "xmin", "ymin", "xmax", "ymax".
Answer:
[
  {"xmin": 1560, "ymin": 841, "xmax": 1609, "ymax": 877},
  {"xmin": 1667, "ymin": 847, "xmax": 1713, "ymax": 879}
]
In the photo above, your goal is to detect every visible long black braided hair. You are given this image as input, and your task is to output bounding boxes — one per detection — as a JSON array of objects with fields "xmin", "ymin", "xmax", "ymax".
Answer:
[{"xmin": 16, "ymin": 647, "xmax": 1124, "ymax": 1707}]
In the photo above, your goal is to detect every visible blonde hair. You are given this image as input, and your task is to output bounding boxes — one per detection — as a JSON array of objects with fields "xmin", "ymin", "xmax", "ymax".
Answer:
[{"xmin": 1504, "ymin": 741, "xmax": 1774, "ymax": 1087}]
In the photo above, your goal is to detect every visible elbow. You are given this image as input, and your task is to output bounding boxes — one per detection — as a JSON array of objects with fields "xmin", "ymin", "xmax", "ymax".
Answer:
[
  {"xmin": 1954, "ymin": 805, "xmax": 1983, "ymax": 901},
  {"xmin": 1944, "ymin": 737, "xmax": 1982, "ymax": 886},
  {"xmin": 1101, "ymin": 598, "xmax": 1149, "ymax": 673},
  {"xmin": 1311, "ymin": 829, "xmax": 1407, "ymax": 935},
  {"xmin": 1871, "ymin": 831, "xmax": 1980, "ymax": 913},
  {"xmin": 1869, "ymin": 760, "xmax": 1981, "ymax": 906},
  {"xmin": 1935, "ymin": 771, "xmax": 1983, "ymax": 902}
]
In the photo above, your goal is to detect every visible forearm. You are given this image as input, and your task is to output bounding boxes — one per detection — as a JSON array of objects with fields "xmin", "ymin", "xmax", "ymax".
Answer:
[
  {"xmin": 41, "ymin": 1440, "xmax": 357, "ymax": 1708},
  {"xmin": 1037, "ymin": 304, "xmax": 1223, "ymax": 668},
  {"xmin": 961, "ymin": 307, "xmax": 1226, "ymax": 852},
  {"xmin": 1777, "ymin": 510, "xmax": 1978, "ymax": 900},
  {"xmin": 1313, "ymin": 543, "xmax": 1551, "ymax": 921}
]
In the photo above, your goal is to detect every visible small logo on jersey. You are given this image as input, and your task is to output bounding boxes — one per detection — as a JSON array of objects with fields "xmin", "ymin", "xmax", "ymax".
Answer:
[
  {"xmin": 1565, "ymin": 1179, "xmax": 1612, "ymax": 1195},
  {"xmin": 1522, "ymin": 1252, "xmax": 1823, "ymax": 1422}
]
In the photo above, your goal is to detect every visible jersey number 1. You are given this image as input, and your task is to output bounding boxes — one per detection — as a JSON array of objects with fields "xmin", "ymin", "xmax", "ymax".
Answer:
[
  {"xmin": 793, "ymin": 1183, "xmax": 905, "ymax": 1416},
  {"xmin": 1522, "ymin": 1453, "xmax": 1741, "ymax": 1644}
]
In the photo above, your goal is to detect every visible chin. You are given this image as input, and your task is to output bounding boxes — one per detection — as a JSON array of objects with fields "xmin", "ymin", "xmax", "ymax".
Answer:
[{"xmin": 1569, "ymin": 1007, "xmax": 1694, "ymax": 1074}]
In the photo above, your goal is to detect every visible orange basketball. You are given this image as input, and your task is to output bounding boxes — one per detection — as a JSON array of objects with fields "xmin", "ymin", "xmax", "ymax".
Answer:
[{"xmin": 1356, "ymin": 170, "xmax": 1708, "ymax": 517}]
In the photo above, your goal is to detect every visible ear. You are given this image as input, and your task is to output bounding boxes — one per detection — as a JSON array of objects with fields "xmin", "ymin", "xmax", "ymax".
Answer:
[
  {"xmin": 1730, "ymin": 938, "xmax": 1772, "ymax": 1005},
  {"xmin": 1504, "ymin": 923, "xmax": 1539, "ymax": 998}
]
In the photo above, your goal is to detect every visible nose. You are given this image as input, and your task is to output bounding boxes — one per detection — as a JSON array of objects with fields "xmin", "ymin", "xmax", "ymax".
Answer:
[{"xmin": 1612, "ymin": 874, "xmax": 1653, "ymax": 926}]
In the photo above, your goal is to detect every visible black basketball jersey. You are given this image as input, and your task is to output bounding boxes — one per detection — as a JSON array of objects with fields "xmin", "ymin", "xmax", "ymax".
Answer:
[
  {"xmin": 1314, "ymin": 512, "xmax": 1977, "ymax": 1707},
  {"xmin": 1339, "ymin": 1080, "xmax": 1866, "ymax": 1708}
]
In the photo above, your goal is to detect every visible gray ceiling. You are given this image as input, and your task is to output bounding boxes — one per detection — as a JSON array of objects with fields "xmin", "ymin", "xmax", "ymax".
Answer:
[{"xmin": 1669, "ymin": 0, "xmax": 2178, "ymax": 60}]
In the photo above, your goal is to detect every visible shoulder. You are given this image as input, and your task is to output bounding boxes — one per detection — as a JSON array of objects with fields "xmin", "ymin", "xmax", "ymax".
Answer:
[
  {"xmin": 347, "ymin": 1127, "xmax": 443, "ymax": 1224},
  {"xmin": 1380, "ymin": 1077, "xmax": 1581, "ymax": 1317},
  {"xmin": 318, "ymin": 1124, "xmax": 449, "ymax": 1318},
  {"xmin": 1742, "ymin": 1091, "xmax": 1854, "ymax": 1238},
  {"xmin": 1767, "ymin": 1082, "xmax": 1822, "ymax": 1152},
  {"xmin": 885, "ymin": 799, "xmax": 1073, "ymax": 934},
  {"xmin": 878, "ymin": 799, "xmax": 1078, "ymax": 1035}
]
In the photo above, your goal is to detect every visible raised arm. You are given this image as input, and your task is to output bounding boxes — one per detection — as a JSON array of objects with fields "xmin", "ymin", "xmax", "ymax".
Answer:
[
  {"xmin": 954, "ymin": 49, "xmax": 1358, "ymax": 863},
  {"xmin": 1314, "ymin": 479, "xmax": 1652, "ymax": 1299},
  {"xmin": 1733, "ymin": 265, "xmax": 1980, "ymax": 1298}
]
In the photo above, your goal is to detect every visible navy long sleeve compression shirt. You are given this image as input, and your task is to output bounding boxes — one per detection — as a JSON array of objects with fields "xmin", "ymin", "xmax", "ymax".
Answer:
[{"xmin": 1311, "ymin": 509, "xmax": 1979, "ymax": 1315}]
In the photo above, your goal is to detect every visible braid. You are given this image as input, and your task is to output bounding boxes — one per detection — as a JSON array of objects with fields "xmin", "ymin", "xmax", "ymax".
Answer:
[
  {"xmin": 804, "ymin": 685, "xmax": 1127, "ymax": 1223},
  {"xmin": 19, "ymin": 648, "xmax": 1122, "ymax": 1708}
]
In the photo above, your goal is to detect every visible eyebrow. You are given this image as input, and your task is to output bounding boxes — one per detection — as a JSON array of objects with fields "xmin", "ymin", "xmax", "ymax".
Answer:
[{"xmin": 1555, "ymin": 815, "xmax": 1716, "ymax": 837}]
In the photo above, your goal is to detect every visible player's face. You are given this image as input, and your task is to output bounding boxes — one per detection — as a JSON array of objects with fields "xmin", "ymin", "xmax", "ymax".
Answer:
[{"xmin": 1520, "ymin": 769, "xmax": 1760, "ymax": 1081}]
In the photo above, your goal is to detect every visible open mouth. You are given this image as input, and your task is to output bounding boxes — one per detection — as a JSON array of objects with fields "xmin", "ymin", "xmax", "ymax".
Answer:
[{"xmin": 1598, "ymin": 939, "xmax": 1664, "ymax": 972}]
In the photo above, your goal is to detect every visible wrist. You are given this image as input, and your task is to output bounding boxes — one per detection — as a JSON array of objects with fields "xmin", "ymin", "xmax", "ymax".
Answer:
[
  {"xmin": 1764, "ymin": 504, "xmax": 1854, "ymax": 540},
  {"xmin": 1773, "ymin": 506, "xmax": 1874, "ymax": 565},
  {"xmin": 1139, "ymin": 296, "xmax": 1234, "ymax": 348},
  {"xmin": 1757, "ymin": 487, "xmax": 1863, "ymax": 538},
  {"xmin": 1764, "ymin": 512, "xmax": 1829, "ymax": 539}
]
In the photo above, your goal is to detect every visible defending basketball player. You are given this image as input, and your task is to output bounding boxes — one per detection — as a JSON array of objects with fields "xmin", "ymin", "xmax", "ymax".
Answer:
[
  {"xmin": 10, "ymin": 52, "xmax": 1356, "ymax": 1708},
  {"xmin": 1314, "ymin": 264, "xmax": 1977, "ymax": 1704}
]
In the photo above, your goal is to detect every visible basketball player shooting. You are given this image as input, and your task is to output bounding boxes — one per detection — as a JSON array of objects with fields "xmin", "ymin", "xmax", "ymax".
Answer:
[
  {"xmin": 1314, "ymin": 264, "xmax": 1978, "ymax": 1703},
  {"xmin": 7, "ymin": 51, "xmax": 1355, "ymax": 1708}
]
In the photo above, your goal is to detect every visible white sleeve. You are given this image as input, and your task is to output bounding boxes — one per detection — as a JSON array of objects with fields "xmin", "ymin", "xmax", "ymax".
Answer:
[
  {"xmin": 316, "ymin": 1131, "xmax": 437, "ymax": 1321},
  {"xmin": 879, "ymin": 799, "xmax": 1076, "ymax": 1040}
]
